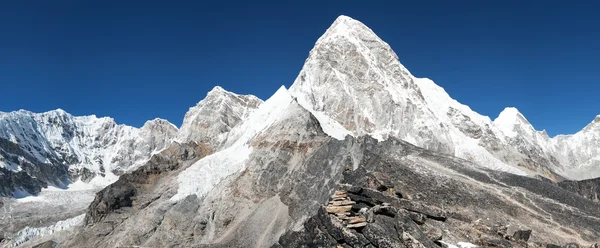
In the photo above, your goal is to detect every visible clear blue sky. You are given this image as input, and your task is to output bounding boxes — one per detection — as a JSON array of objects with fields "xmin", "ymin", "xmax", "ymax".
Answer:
[{"xmin": 1, "ymin": 1, "xmax": 598, "ymax": 136}]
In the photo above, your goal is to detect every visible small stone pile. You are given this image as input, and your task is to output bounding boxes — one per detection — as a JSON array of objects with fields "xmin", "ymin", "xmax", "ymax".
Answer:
[{"xmin": 325, "ymin": 190, "xmax": 366, "ymax": 228}]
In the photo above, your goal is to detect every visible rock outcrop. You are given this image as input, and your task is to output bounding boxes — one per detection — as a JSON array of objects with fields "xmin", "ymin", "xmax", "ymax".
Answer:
[{"xmin": 558, "ymin": 177, "xmax": 600, "ymax": 202}]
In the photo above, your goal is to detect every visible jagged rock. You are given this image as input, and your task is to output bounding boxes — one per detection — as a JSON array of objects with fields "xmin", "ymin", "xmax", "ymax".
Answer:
[
  {"xmin": 397, "ymin": 214, "xmax": 439, "ymax": 248},
  {"xmin": 318, "ymin": 206, "xmax": 346, "ymax": 241},
  {"xmin": 84, "ymin": 178, "xmax": 136, "ymax": 225},
  {"xmin": 513, "ymin": 229, "xmax": 532, "ymax": 242},
  {"xmin": 399, "ymin": 209, "xmax": 427, "ymax": 225},
  {"xmin": 373, "ymin": 205, "xmax": 398, "ymax": 218},
  {"xmin": 393, "ymin": 199, "xmax": 448, "ymax": 221},
  {"xmin": 547, "ymin": 244, "xmax": 562, "ymax": 248},
  {"xmin": 362, "ymin": 215, "xmax": 403, "ymax": 247},
  {"xmin": 348, "ymin": 192, "xmax": 381, "ymax": 206}
]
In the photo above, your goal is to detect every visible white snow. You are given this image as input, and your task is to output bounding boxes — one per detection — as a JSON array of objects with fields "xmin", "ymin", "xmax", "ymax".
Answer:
[
  {"xmin": 172, "ymin": 86, "xmax": 294, "ymax": 201},
  {"xmin": 9, "ymin": 214, "xmax": 84, "ymax": 247},
  {"xmin": 493, "ymin": 107, "xmax": 523, "ymax": 138},
  {"xmin": 293, "ymin": 94, "xmax": 349, "ymax": 140},
  {"xmin": 457, "ymin": 242, "xmax": 479, "ymax": 248},
  {"xmin": 15, "ymin": 175, "xmax": 115, "ymax": 203},
  {"xmin": 438, "ymin": 241, "xmax": 479, "ymax": 248}
]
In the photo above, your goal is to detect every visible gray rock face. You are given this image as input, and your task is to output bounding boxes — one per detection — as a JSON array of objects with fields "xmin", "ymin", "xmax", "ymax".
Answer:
[
  {"xmin": 274, "ymin": 137, "xmax": 600, "ymax": 247},
  {"xmin": 558, "ymin": 177, "xmax": 600, "ymax": 202},
  {"xmin": 84, "ymin": 141, "xmax": 212, "ymax": 226},
  {"xmin": 0, "ymin": 109, "xmax": 178, "ymax": 197}
]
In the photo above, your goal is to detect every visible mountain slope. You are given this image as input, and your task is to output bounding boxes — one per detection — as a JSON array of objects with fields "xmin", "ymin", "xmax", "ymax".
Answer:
[{"xmin": 0, "ymin": 109, "xmax": 177, "ymax": 196}]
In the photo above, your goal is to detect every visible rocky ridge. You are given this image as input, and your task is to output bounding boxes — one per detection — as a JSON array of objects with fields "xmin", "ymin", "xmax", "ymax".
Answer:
[{"xmin": 0, "ymin": 110, "xmax": 178, "ymax": 196}]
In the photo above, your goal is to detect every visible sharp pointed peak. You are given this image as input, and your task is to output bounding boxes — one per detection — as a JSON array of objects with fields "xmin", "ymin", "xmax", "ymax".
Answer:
[
  {"xmin": 316, "ymin": 15, "xmax": 377, "ymax": 45},
  {"xmin": 331, "ymin": 15, "xmax": 360, "ymax": 26},
  {"xmin": 499, "ymin": 107, "xmax": 523, "ymax": 116},
  {"xmin": 494, "ymin": 107, "xmax": 532, "ymax": 127},
  {"xmin": 207, "ymin": 85, "xmax": 233, "ymax": 95}
]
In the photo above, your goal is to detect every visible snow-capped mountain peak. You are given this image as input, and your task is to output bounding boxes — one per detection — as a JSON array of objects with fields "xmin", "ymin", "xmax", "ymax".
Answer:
[
  {"xmin": 0, "ymin": 109, "xmax": 177, "ymax": 196},
  {"xmin": 177, "ymin": 86, "xmax": 263, "ymax": 147},
  {"xmin": 289, "ymin": 15, "xmax": 530, "ymax": 175},
  {"xmin": 493, "ymin": 107, "xmax": 535, "ymax": 138}
]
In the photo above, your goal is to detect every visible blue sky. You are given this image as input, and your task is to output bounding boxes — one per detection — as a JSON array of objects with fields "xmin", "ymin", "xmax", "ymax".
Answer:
[{"xmin": 0, "ymin": 1, "xmax": 598, "ymax": 136}]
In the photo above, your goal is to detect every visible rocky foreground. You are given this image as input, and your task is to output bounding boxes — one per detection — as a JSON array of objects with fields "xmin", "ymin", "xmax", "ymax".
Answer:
[{"xmin": 14, "ymin": 134, "xmax": 600, "ymax": 247}]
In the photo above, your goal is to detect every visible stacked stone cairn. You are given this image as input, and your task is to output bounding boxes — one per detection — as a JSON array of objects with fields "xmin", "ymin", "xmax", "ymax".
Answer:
[{"xmin": 325, "ymin": 190, "xmax": 367, "ymax": 228}]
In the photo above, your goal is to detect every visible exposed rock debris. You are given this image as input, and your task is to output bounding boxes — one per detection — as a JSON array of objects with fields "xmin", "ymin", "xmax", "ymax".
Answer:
[{"xmin": 276, "ymin": 180, "xmax": 600, "ymax": 248}]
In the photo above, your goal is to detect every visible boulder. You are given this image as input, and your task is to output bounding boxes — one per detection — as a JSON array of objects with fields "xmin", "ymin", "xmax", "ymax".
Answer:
[{"xmin": 512, "ymin": 229, "xmax": 532, "ymax": 242}]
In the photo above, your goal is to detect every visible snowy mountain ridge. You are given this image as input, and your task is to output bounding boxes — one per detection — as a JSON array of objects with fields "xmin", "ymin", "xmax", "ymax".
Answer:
[{"xmin": 0, "ymin": 108, "xmax": 177, "ymax": 196}]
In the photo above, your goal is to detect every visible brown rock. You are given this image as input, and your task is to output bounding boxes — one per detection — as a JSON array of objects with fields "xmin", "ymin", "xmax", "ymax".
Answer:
[
  {"xmin": 326, "ymin": 205, "xmax": 352, "ymax": 214},
  {"xmin": 348, "ymin": 217, "xmax": 366, "ymax": 224},
  {"xmin": 347, "ymin": 222, "xmax": 367, "ymax": 228},
  {"xmin": 332, "ymin": 198, "xmax": 348, "ymax": 202},
  {"xmin": 332, "ymin": 200, "xmax": 356, "ymax": 206}
]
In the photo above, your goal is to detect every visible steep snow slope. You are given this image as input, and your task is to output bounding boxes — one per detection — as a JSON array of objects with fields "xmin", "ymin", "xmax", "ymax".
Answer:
[
  {"xmin": 552, "ymin": 116, "xmax": 600, "ymax": 179},
  {"xmin": 0, "ymin": 109, "xmax": 177, "ymax": 196}
]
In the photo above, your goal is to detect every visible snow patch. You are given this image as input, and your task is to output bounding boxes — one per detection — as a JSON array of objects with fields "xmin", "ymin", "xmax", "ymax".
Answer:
[
  {"xmin": 9, "ymin": 214, "xmax": 84, "ymax": 247},
  {"xmin": 292, "ymin": 93, "xmax": 349, "ymax": 140},
  {"xmin": 438, "ymin": 241, "xmax": 479, "ymax": 248}
]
